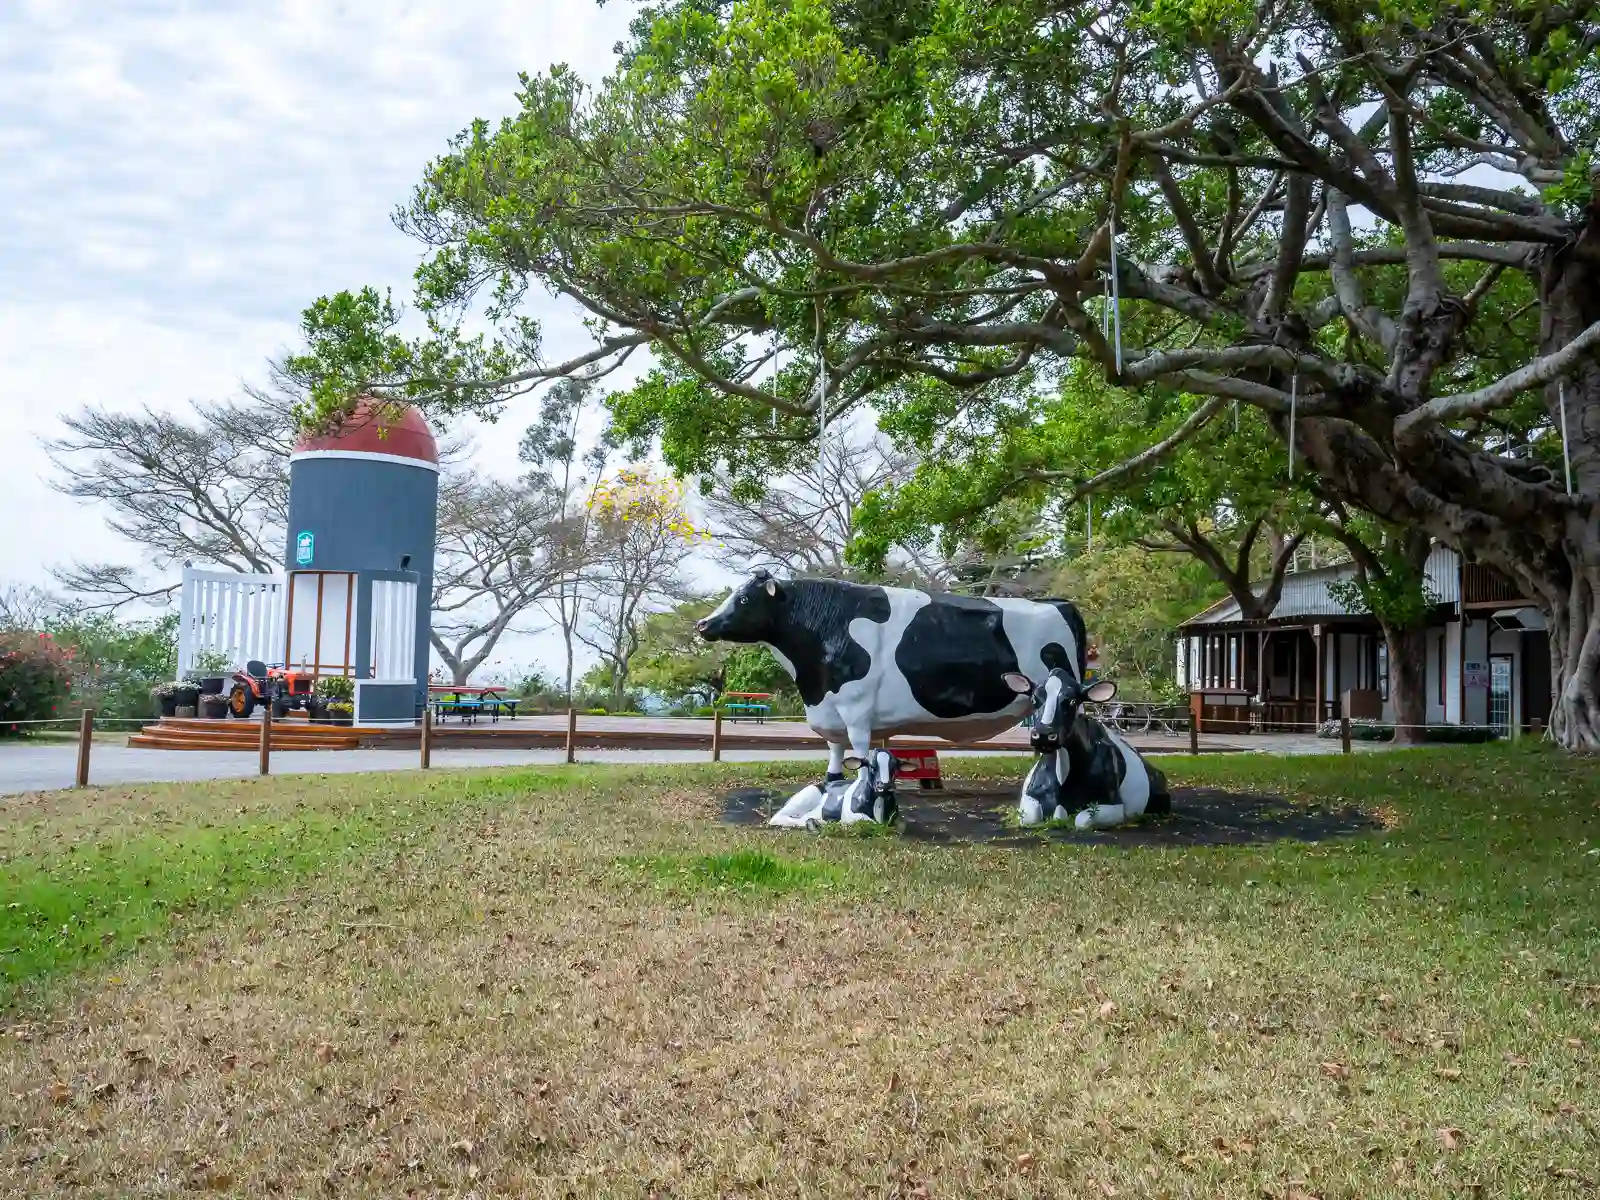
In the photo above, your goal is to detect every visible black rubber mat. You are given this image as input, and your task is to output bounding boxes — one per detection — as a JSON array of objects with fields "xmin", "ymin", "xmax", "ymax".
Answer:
[{"xmin": 721, "ymin": 779, "xmax": 1380, "ymax": 847}]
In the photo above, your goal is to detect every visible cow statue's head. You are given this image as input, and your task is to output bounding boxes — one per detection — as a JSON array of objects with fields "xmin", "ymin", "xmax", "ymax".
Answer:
[
  {"xmin": 696, "ymin": 569, "xmax": 785, "ymax": 643},
  {"xmin": 1003, "ymin": 667, "xmax": 1117, "ymax": 751},
  {"xmin": 840, "ymin": 749, "xmax": 902, "ymax": 825}
]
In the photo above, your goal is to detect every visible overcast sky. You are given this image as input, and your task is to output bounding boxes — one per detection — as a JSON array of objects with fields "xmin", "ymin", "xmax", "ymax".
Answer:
[{"xmin": 0, "ymin": 0, "xmax": 717, "ymax": 681}]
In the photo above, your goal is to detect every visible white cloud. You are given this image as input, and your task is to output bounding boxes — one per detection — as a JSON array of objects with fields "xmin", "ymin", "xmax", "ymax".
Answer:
[{"xmin": 0, "ymin": 0, "xmax": 714, "ymax": 678}]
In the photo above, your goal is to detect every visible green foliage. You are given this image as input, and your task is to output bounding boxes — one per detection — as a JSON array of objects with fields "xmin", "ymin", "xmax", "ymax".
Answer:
[
  {"xmin": 42, "ymin": 612, "xmax": 178, "ymax": 722},
  {"xmin": 628, "ymin": 597, "xmax": 794, "ymax": 706},
  {"xmin": 315, "ymin": 675, "xmax": 355, "ymax": 701},
  {"xmin": 0, "ymin": 632, "xmax": 75, "ymax": 733},
  {"xmin": 1324, "ymin": 522, "xmax": 1437, "ymax": 633},
  {"xmin": 187, "ymin": 648, "xmax": 236, "ymax": 676},
  {"xmin": 1047, "ymin": 544, "xmax": 1222, "ymax": 700}
]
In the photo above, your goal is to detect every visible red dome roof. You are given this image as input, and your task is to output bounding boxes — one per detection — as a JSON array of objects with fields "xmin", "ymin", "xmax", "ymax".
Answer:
[{"xmin": 292, "ymin": 398, "xmax": 438, "ymax": 466}]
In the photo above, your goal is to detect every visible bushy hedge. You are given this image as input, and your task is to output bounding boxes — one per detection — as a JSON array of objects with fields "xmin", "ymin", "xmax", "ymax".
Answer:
[
  {"xmin": 1316, "ymin": 718, "xmax": 1503, "ymax": 744},
  {"xmin": 0, "ymin": 632, "xmax": 74, "ymax": 734}
]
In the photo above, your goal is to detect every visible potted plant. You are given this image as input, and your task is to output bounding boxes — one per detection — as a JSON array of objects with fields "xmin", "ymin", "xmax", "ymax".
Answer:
[
  {"xmin": 151, "ymin": 681, "xmax": 183, "ymax": 718},
  {"xmin": 198, "ymin": 691, "xmax": 230, "ymax": 719},
  {"xmin": 188, "ymin": 649, "xmax": 235, "ymax": 696},
  {"xmin": 314, "ymin": 676, "xmax": 355, "ymax": 724}
]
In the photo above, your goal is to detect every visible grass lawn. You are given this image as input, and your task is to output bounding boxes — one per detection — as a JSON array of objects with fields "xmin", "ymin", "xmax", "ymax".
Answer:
[{"xmin": 1, "ymin": 747, "xmax": 1596, "ymax": 1197}]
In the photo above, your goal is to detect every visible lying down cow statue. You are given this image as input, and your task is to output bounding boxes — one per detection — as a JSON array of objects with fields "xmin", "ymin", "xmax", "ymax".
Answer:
[
  {"xmin": 698, "ymin": 570, "xmax": 1087, "ymax": 826},
  {"xmin": 1004, "ymin": 667, "xmax": 1171, "ymax": 830}
]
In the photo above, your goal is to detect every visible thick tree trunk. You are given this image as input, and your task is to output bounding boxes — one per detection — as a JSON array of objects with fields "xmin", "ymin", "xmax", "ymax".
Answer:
[
  {"xmin": 1532, "ymin": 235, "xmax": 1600, "ymax": 750},
  {"xmin": 1383, "ymin": 622, "xmax": 1429, "ymax": 745},
  {"xmin": 1543, "ymin": 549, "xmax": 1600, "ymax": 750}
]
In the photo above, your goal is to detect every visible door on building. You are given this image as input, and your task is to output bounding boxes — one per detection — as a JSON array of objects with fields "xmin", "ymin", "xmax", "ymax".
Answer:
[
  {"xmin": 1521, "ymin": 631, "xmax": 1551, "ymax": 730},
  {"xmin": 1489, "ymin": 655, "xmax": 1514, "ymax": 734}
]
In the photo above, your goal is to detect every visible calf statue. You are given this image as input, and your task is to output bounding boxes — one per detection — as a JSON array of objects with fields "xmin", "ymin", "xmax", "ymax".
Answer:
[
  {"xmin": 1004, "ymin": 667, "xmax": 1172, "ymax": 830},
  {"xmin": 769, "ymin": 750, "xmax": 902, "ymax": 828},
  {"xmin": 698, "ymin": 570, "xmax": 1088, "ymax": 826}
]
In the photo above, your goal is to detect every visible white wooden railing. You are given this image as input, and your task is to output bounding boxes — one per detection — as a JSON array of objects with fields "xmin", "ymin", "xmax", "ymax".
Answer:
[{"xmin": 177, "ymin": 567, "xmax": 286, "ymax": 676}]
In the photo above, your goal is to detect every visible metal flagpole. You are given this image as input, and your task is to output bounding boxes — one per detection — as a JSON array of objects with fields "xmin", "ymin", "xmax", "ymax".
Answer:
[
  {"xmin": 1559, "ymin": 381, "xmax": 1574, "ymax": 495},
  {"xmin": 1108, "ymin": 211, "xmax": 1123, "ymax": 375},
  {"xmin": 1287, "ymin": 372, "xmax": 1298, "ymax": 480}
]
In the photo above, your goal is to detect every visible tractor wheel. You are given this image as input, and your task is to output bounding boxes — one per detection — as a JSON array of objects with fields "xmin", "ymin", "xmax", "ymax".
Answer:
[{"xmin": 228, "ymin": 684, "xmax": 256, "ymax": 720}]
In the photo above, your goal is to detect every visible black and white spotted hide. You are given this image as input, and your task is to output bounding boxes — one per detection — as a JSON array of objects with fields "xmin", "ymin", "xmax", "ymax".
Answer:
[
  {"xmin": 1004, "ymin": 669, "xmax": 1171, "ymax": 830},
  {"xmin": 841, "ymin": 749, "xmax": 902, "ymax": 827},
  {"xmin": 768, "ymin": 749, "xmax": 901, "ymax": 829}
]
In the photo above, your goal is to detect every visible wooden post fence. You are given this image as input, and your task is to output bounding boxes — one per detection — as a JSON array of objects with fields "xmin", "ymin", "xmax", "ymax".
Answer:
[
  {"xmin": 712, "ymin": 708, "xmax": 723, "ymax": 763},
  {"xmin": 420, "ymin": 706, "xmax": 433, "ymax": 769},
  {"xmin": 75, "ymin": 709, "xmax": 95, "ymax": 788},
  {"xmin": 259, "ymin": 705, "xmax": 273, "ymax": 776},
  {"xmin": 1188, "ymin": 712, "xmax": 1199, "ymax": 755},
  {"xmin": 565, "ymin": 707, "xmax": 577, "ymax": 765},
  {"xmin": 1340, "ymin": 714, "xmax": 1352, "ymax": 755}
]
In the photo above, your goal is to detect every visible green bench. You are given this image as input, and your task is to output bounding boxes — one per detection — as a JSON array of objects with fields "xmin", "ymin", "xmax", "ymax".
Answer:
[{"xmin": 721, "ymin": 692, "xmax": 773, "ymax": 723}]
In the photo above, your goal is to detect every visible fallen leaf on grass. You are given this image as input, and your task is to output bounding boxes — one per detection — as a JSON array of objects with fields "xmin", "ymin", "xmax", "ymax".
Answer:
[
  {"xmin": 1434, "ymin": 1068, "xmax": 1462, "ymax": 1081},
  {"xmin": 1097, "ymin": 1001, "xmax": 1117, "ymax": 1020},
  {"xmin": 314, "ymin": 1043, "xmax": 336, "ymax": 1064},
  {"xmin": 1437, "ymin": 1127, "xmax": 1464, "ymax": 1151},
  {"xmin": 450, "ymin": 1139, "xmax": 476, "ymax": 1158},
  {"xmin": 1015, "ymin": 1153, "xmax": 1035, "ymax": 1171},
  {"xmin": 1319, "ymin": 1061, "xmax": 1351, "ymax": 1081},
  {"xmin": 49, "ymin": 1080, "xmax": 70, "ymax": 1105},
  {"xmin": 1564, "ymin": 1037, "xmax": 1584, "ymax": 1049}
]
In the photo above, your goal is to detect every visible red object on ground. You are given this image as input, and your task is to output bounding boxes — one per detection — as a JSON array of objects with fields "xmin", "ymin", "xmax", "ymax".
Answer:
[
  {"xmin": 293, "ymin": 398, "xmax": 439, "ymax": 466},
  {"xmin": 896, "ymin": 749, "xmax": 943, "ymax": 788}
]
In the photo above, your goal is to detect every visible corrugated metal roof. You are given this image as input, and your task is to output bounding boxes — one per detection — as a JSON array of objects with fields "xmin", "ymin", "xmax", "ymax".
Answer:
[{"xmin": 1180, "ymin": 544, "xmax": 1460, "ymax": 627}]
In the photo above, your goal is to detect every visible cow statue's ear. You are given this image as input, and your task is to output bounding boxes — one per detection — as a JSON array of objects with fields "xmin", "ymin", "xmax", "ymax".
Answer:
[
  {"xmin": 1084, "ymin": 679, "xmax": 1118, "ymax": 704},
  {"xmin": 1002, "ymin": 671, "xmax": 1035, "ymax": 695},
  {"xmin": 764, "ymin": 578, "xmax": 779, "ymax": 598}
]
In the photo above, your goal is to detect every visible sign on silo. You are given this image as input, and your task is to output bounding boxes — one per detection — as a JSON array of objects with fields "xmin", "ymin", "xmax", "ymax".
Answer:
[{"xmin": 295, "ymin": 531, "xmax": 315, "ymax": 566}]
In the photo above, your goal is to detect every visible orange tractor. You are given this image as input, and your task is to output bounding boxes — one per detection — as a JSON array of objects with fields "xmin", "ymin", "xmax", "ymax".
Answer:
[{"xmin": 227, "ymin": 660, "xmax": 326, "ymax": 720}]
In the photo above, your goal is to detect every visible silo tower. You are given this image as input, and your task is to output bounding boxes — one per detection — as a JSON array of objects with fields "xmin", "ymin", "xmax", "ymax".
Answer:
[{"xmin": 286, "ymin": 399, "xmax": 438, "ymax": 720}]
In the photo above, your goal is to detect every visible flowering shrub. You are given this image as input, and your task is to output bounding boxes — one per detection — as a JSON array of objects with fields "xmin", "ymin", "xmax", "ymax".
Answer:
[
  {"xmin": 586, "ymin": 468, "xmax": 713, "ymax": 544},
  {"xmin": 0, "ymin": 631, "xmax": 74, "ymax": 734}
]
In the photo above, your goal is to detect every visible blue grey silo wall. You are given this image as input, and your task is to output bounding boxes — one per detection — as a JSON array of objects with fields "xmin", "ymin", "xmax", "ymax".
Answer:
[{"xmin": 285, "ymin": 457, "xmax": 438, "ymax": 713}]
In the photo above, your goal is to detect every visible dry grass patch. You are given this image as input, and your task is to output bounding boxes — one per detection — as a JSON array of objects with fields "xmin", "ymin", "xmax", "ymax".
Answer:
[{"xmin": 1, "ymin": 749, "xmax": 1597, "ymax": 1197}]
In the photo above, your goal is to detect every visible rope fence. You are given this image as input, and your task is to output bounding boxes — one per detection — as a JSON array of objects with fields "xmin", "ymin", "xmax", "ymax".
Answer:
[{"xmin": 0, "ymin": 706, "xmax": 1539, "ymax": 794}]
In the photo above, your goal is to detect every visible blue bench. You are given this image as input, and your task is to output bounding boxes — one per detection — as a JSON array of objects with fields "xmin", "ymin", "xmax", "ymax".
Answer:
[{"xmin": 436, "ymin": 696, "xmax": 484, "ymax": 724}]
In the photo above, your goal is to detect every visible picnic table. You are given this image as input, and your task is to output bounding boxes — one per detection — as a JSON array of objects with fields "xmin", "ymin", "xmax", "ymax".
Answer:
[
  {"xmin": 720, "ymin": 691, "xmax": 773, "ymax": 723},
  {"xmin": 428, "ymin": 684, "xmax": 520, "ymax": 724}
]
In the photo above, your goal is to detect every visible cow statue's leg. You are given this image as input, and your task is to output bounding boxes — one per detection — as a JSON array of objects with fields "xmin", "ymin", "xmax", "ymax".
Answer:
[
  {"xmin": 838, "ymin": 725, "xmax": 879, "ymax": 825},
  {"xmin": 1074, "ymin": 731, "xmax": 1154, "ymax": 830},
  {"xmin": 1018, "ymin": 753, "xmax": 1059, "ymax": 826},
  {"xmin": 819, "ymin": 742, "xmax": 850, "ymax": 822}
]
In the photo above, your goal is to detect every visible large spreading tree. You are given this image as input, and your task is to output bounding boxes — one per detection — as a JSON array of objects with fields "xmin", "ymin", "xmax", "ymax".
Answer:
[{"xmin": 285, "ymin": 0, "xmax": 1600, "ymax": 749}]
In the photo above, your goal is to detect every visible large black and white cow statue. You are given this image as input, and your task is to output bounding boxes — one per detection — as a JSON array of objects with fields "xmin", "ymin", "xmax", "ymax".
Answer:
[
  {"xmin": 1003, "ymin": 667, "xmax": 1172, "ymax": 830},
  {"xmin": 697, "ymin": 570, "xmax": 1087, "ymax": 826}
]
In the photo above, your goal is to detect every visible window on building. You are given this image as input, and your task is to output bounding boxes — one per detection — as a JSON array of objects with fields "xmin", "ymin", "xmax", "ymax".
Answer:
[{"xmin": 1377, "ymin": 642, "xmax": 1389, "ymax": 702}]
